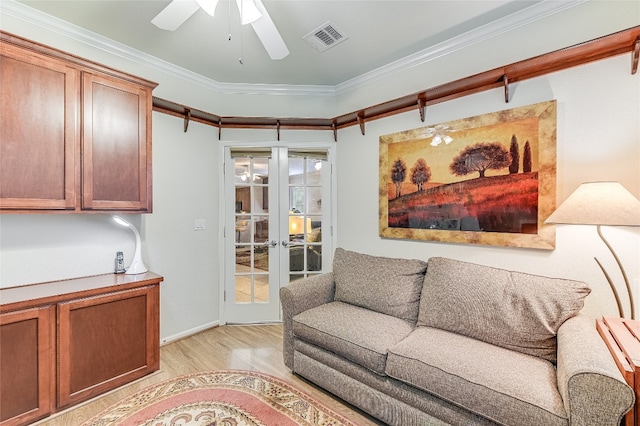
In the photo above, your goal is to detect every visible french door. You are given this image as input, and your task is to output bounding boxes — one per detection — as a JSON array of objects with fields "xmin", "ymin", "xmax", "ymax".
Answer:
[{"xmin": 223, "ymin": 146, "xmax": 332, "ymax": 323}]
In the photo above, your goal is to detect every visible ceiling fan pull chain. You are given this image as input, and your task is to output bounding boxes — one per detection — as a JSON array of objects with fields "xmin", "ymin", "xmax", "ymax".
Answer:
[
  {"xmin": 238, "ymin": 0, "xmax": 244, "ymax": 64},
  {"xmin": 227, "ymin": 0, "xmax": 232, "ymax": 40},
  {"xmin": 239, "ymin": 28, "xmax": 244, "ymax": 64}
]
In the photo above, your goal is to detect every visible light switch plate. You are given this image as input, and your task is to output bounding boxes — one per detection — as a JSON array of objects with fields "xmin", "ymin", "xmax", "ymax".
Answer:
[{"xmin": 194, "ymin": 219, "xmax": 206, "ymax": 230}]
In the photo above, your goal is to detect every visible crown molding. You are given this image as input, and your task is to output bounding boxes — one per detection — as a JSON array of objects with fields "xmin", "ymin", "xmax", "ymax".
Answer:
[
  {"xmin": 1, "ymin": 0, "xmax": 584, "ymax": 97},
  {"xmin": 335, "ymin": 0, "xmax": 586, "ymax": 95},
  {"xmin": 215, "ymin": 81, "xmax": 335, "ymax": 96}
]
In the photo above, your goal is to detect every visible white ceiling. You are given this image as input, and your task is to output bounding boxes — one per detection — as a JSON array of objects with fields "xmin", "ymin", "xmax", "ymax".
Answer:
[{"xmin": 15, "ymin": 0, "xmax": 550, "ymax": 87}]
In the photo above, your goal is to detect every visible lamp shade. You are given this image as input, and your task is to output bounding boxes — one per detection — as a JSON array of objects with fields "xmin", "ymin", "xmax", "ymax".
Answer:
[
  {"xmin": 545, "ymin": 182, "xmax": 640, "ymax": 226},
  {"xmin": 289, "ymin": 215, "xmax": 311, "ymax": 235}
]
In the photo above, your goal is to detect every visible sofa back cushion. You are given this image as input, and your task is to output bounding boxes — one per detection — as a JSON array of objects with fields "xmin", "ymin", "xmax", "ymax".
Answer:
[
  {"xmin": 333, "ymin": 248, "xmax": 428, "ymax": 323},
  {"xmin": 417, "ymin": 257, "xmax": 591, "ymax": 363}
]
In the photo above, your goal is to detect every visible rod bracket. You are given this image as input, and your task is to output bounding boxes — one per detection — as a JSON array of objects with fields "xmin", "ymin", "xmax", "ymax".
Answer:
[
  {"xmin": 632, "ymin": 36, "xmax": 639, "ymax": 75},
  {"xmin": 357, "ymin": 111, "xmax": 365, "ymax": 135},
  {"xmin": 503, "ymin": 74, "xmax": 510, "ymax": 103},
  {"xmin": 183, "ymin": 108, "xmax": 191, "ymax": 132},
  {"xmin": 418, "ymin": 97, "xmax": 427, "ymax": 122}
]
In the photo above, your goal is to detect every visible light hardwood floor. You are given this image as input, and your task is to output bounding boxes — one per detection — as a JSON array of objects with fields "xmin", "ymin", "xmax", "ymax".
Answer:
[{"xmin": 36, "ymin": 324, "xmax": 383, "ymax": 425}]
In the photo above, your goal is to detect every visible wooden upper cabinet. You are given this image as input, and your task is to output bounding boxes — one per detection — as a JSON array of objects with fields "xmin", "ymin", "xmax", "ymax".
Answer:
[
  {"xmin": 0, "ymin": 43, "xmax": 79, "ymax": 210},
  {"xmin": 82, "ymin": 73, "xmax": 152, "ymax": 211},
  {"xmin": 0, "ymin": 31, "xmax": 157, "ymax": 213}
]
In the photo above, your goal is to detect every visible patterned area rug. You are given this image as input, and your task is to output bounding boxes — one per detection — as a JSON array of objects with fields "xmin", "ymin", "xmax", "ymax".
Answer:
[{"xmin": 82, "ymin": 370, "xmax": 357, "ymax": 426}]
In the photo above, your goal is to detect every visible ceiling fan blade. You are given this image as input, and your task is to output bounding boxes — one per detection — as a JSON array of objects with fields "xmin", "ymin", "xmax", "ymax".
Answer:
[
  {"xmin": 250, "ymin": 0, "xmax": 289, "ymax": 60},
  {"xmin": 151, "ymin": 0, "xmax": 200, "ymax": 31}
]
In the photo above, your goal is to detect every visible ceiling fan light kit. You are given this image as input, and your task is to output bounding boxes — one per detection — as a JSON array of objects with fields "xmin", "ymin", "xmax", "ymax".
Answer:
[
  {"xmin": 152, "ymin": 0, "xmax": 288, "ymax": 60},
  {"xmin": 196, "ymin": 0, "xmax": 219, "ymax": 17},
  {"xmin": 236, "ymin": 0, "xmax": 262, "ymax": 25}
]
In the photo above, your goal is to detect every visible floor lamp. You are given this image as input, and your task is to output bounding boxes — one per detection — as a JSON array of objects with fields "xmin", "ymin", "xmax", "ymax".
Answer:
[{"xmin": 545, "ymin": 182, "xmax": 640, "ymax": 319}]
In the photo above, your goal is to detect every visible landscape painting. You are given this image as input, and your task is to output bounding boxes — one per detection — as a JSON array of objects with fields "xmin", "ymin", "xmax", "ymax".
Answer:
[{"xmin": 379, "ymin": 100, "xmax": 557, "ymax": 249}]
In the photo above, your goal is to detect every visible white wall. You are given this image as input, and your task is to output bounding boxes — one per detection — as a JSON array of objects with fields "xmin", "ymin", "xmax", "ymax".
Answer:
[
  {"xmin": 1, "ymin": 1, "xmax": 639, "ymax": 341},
  {"xmin": 0, "ymin": 214, "xmax": 140, "ymax": 284},
  {"xmin": 144, "ymin": 115, "xmax": 220, "ymax": 341},
  {"xmin": 335, "ymin": 53, "xmax": 640, "ymax": 319}
]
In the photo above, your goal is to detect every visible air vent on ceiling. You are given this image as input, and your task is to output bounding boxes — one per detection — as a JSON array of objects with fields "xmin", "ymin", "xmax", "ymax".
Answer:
[{"xmin": 303, "ymin": 21, "xmax": 349, "ymax": 53}]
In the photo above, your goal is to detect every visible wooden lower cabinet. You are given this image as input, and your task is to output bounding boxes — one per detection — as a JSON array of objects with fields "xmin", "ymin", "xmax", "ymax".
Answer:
[
  {"xmin": 58, "ymin": 286, "xmax": 159, "ymax": 409},
  {"xmin": 0, "ymin": 273, "xmax": 162, "ymax": 426},
  {"xmin": 0, "ymin": 306, "xmax": 55, "ymax": 426}
]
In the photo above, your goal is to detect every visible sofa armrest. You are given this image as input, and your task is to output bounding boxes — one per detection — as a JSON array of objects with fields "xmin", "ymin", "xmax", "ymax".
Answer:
[
  {"xmin": 557, "ymin": 314, "xmax": 634, "ymax": 425},
  {"xmin": 280, "ymin": 273, "xmax": 336, "ymax": 369}
]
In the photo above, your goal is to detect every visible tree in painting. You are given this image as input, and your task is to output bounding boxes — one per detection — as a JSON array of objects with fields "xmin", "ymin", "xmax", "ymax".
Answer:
[
  {"xmin": 390, "ymin": 158, "xmax": 407, "ymax": 198},
  {"xmin": 509, "ymin": 134, "xmax": 519, "ymax": 174},
  {"xmin": 410, "ymin": 158, "xmax": 432, "ymax": 191},
  {"xmin": 449, "ymin": 142, "xmax": 511, "ymax": 178},
  {"xmin": 523, "ymin": 141, "xmax": 532, "ymax": 173}
]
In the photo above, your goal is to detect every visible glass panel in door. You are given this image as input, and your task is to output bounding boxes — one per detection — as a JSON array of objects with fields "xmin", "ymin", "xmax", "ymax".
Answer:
[
  {"xmin": 226, "ymin": 153, "xmax": 279, "ymax": 323},
  {"xmin": 287, "ymin": 155, "xmax": 326, "ymax": 283}
]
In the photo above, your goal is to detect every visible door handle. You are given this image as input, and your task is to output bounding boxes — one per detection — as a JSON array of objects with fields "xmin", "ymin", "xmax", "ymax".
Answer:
[
  {"xmin": 265, "ymin": 240, "xmax": 277, "ymax": 248},
  {"xmin": 281, "ymin": 240, "xmax": 289, "ymax": 248}
]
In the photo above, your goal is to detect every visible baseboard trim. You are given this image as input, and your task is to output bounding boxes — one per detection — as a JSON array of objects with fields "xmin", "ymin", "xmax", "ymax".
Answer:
[{"xmin": 161, "ymin": 321, "xmax": 220, "ymax": 346}]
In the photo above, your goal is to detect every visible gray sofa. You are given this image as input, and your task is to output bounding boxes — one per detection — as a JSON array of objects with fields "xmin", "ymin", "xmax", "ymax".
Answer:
[{"xmin": 280, "ymin": 248, "xmax": 634, "ymax": 426}]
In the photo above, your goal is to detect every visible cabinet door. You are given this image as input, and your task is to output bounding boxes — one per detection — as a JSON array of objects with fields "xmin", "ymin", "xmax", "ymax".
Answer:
[
  {"xmin": 82, "ymin": 73, "xmax": 152, "ymax": 211},
  {"xmin": 57, "ymin": 285, "xmax": 159, "ymax": 408},
  {"xmin": 0, "ymin": 306, "xmax": 55, "ymax": 426},
  {"xmin": 0, "ymin": 43, "xmax": 78, "ymax": 210}
]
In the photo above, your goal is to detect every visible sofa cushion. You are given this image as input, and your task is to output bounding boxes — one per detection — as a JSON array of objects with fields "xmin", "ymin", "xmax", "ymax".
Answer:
[
  {"xmin": 292, "ymin": 301, "xmax": 414, "ymax": 375},
  {"xmin": 332, "ymin": 248, "xmax": 427, "ymax": 323},
  {"xmin": 417, "ymin": 257, "xmax": 590, "ymax": 362},
  {"xmin": 386, "ymin": 327, "xmax": 568, "ymax": 426}
]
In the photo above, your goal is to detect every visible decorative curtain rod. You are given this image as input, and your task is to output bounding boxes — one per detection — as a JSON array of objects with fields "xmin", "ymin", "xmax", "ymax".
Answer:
[{"xmin": 152, "ymin": 26, "xmax": 640, "ymax": 142}]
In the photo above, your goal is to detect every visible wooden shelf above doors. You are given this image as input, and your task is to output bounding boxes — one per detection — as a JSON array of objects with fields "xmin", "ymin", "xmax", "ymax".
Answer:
[{"xmin": 152, "ymin": 97, "xmax": 335, "ymax": 141}]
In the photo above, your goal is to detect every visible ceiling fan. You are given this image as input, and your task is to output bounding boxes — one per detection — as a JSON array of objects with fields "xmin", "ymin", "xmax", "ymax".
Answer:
[
  {"xmin": 424, "ymin": 125, "xmax": 456, "ymax": 146},
  {"xmin": 151, "ymin": 0, "xmax": 289, "ymax": 60}
]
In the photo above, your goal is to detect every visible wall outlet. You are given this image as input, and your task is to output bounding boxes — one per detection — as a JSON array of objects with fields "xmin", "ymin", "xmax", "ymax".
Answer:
[{"xmin": 194, "ymin": 219, "xmax": 206, "ymax": 230}]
